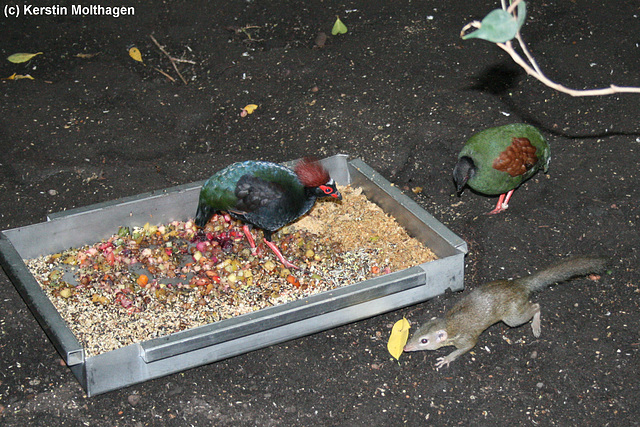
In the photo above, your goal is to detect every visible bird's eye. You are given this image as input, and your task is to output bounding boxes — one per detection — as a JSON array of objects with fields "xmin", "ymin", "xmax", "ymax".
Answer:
[
  {"xmin": 321, "ymin": 186, "xmax": 333, "ymax": 194},
  {"xmin": 420, "ymin": 338, "xmax": 429, "ymax": 344}
]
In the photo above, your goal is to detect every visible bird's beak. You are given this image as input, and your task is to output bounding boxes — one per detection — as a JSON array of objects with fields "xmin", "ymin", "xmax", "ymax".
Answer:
[
  {"xmin": 452, "ymin": 157, "xmax": 473, "ymax": 196},
  {"xmin": 455, "ymin": 178, "xmax": 467, "ymax": 195}
]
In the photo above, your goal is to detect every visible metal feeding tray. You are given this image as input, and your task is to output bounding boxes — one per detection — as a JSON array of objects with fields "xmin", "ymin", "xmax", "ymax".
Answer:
[{"xmin": 0, "ymin": 155, "xmax": 467, "ymax": 396}]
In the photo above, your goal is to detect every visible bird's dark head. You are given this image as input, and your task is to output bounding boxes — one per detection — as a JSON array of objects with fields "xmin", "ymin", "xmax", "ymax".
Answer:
[
  {"xmin": 294, "ymin": 157, "xmax": 342, "ymax": 200},
  {"xmin": 453, "ymin": 156, "xmax": 476, "ymax": 194},
  {"xmin": 315, "ymin": 178, "xmax": 342, "ymax": 200}
]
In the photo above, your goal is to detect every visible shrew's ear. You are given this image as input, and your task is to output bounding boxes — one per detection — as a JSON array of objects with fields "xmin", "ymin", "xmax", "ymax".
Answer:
[{"xmin": 435, "ymin": 330, "xmax": 448, "ymax": 343}]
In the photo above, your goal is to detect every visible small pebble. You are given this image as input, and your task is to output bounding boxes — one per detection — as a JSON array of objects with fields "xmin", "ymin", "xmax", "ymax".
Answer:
[
  {"xmin": 167, "ymin": 384, "xmax": 184, "ymax": 397},
  {"xmin": 314, "ymin": 32, "xmax": 327, "ymax": 48},
  {"xmin": 128, "ymin": 394, "xmax": 141, "ymax": 406},
  {"xmin": 48, "ymin": 189, "xmax": 58, "ymax": 196}
]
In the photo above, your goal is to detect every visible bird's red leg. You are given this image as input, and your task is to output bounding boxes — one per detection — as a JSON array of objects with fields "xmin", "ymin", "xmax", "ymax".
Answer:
[
  {"xmin": 486, "ymin": 189, "xmax": 515, "ymax": 215},
  {"xmin": 502, "ymin": 189, "xmax": 515, "ymax": 208},
  {"xmin": 242, "ymin": 225, "xmax": 257, "ymax": 252},
  {"xmin": 264, "ymin": 239, "xmax": 300, "ymax": 270},
  {"xmin": 486, "ymin": 193, "xmax": 505, "ymax": 215}
]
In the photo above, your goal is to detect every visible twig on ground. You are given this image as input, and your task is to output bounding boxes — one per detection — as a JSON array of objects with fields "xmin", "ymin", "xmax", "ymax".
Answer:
[
  {"xmin": 149, "ymin": 34, "xmax": 191, "ymax": 84},
  {"xmin": 238, "ymin": 25, "xmax": 264, "ymax": 43},
  {"xmin": 152, "ymin": 67, "xmax": 176, "ymax": 83}
]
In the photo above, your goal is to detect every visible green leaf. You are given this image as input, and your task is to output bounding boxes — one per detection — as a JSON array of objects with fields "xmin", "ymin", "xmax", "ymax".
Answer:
[
  {"xmin": 7, "ymin": 52, "xmax": 43, "ymax": 63},
  {"xmin": 331, "ymin": 16, "xmax": 348, "ymax": 36},
  {"xmin": 463, "ymin": 1, "xmax": 526, "ymax": 43}
]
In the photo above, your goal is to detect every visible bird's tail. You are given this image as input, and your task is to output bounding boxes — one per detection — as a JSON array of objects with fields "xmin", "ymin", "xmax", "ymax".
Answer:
[
  {"xmin": 517, "ymin": 255, "xmax": 608, "ymax": 292},
  {"xmin": 195, "ymin": 202, "xmax": 215, "ymax": 228}
]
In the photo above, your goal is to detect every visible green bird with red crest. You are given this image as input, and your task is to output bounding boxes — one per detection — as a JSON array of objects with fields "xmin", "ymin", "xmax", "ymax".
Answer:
[{"xmin": 453, "ymin": 123, "xmax": 550, "ymax": 214}]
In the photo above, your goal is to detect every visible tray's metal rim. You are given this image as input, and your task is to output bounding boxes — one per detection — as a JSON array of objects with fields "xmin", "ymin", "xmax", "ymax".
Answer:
[
  {"xmin": 140, "ymin": 265, "xmax": 428, "ymax": 363},
  {"xmin": 0, "ymin": 234, "xmax": 85, "ymax": 365},
  {"xmin": 0, "ymin": 155, "xmax": 467, "ymax": 396}
]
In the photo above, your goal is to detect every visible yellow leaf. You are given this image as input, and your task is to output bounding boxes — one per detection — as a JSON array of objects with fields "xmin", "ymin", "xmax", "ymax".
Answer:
[
  {"xmin": 387, "ymin": 317, "xmax": 411, "ymax": 361},
  {"xmin": 4, "ymin": 73, "xmax": 34, "ymax": 80},
  {"xmin": 7, "ymin": 52, "xmax": 43, "ymax": 63},
  {"xmin": 129, "ymin": 47, "xmax": 143, "ymax": 63},
  {"xmin": 244, "ymin": 104, "xmax": 258, "ymax": 114}
]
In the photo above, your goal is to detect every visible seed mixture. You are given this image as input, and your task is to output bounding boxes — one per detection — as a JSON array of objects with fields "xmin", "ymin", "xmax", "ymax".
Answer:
[{"xmin": 25, "ymin": 185, "xmax": 437, "ymax": 356}]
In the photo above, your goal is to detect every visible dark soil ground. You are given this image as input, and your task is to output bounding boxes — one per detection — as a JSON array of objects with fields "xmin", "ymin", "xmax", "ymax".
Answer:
[{"xmin": 1, "ymin": 0, "xmax": 639, "ymax": 425}]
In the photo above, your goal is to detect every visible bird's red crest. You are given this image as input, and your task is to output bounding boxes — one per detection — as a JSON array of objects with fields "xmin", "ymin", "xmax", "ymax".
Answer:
[{"xmin": 294, "ymin": 157, "xmax": 330, "ymax": 187}]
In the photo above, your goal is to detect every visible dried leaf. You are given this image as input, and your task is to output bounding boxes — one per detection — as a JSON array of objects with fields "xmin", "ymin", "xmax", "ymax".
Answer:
[
  {"xmin": 129, "ymin": 47, "xmax": 143, "ymax": 63},
  {"xmin": 331, "ymin": 17, "xmax": 348, "ymax": 36},
  {"xmin": 76, "ymin": 52, "xmax": 101, "ymax": 59},
  {"xmin": 387, "ymin": 317, "xmax": 410, "ymax": 361},
  {"xmin": 4, "ymin": 73, "xmax": 35, "ymax": 80},
  {"xmin": 7, "ymin": 52, "xmax": 43, "ymax": 63},
  {"xmin": 240, "ymin": 104, "xmax": 258, "ymax": 117},
  {"xmin": 244, "ymin": 104, "xmax": 258, "ymax": 114}
]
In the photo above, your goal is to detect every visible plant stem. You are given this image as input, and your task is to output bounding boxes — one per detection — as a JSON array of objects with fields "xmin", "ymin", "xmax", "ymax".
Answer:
[
  {"xmin": 497, "ymin": 41, "xmax": 640, "ymax": 96},
  {"xmin": 493, "ymin": 0, "xmax": 640, "ymax": 97}
]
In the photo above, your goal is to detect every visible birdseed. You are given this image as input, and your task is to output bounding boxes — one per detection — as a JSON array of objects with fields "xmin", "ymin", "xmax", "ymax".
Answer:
[{"xmin": 24, "ymin": 185, "xmax": 437, "ymax": 356}]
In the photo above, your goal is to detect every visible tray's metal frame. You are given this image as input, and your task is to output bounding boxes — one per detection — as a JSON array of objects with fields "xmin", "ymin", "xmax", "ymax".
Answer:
[{"xmin": 0, "ymin": 155, "xmax": 467, "ymax": 396}]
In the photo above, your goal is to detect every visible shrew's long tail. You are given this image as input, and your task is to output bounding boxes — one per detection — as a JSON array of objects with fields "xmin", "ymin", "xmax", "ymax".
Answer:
[{"xmin": 517, "ymin": 256, "xmax": 608, "ymax": 292}]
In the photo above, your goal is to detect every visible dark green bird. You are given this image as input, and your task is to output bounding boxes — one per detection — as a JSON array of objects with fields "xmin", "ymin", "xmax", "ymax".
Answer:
[
  {"xmin": 453, "ymin": 123, "xmax": 550, "ymax": 214},
  {"xmin": 195, "ymin": 158, "xmax": 341, "ymax": 268}
]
